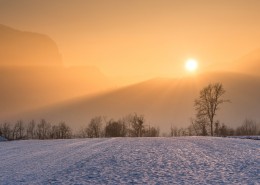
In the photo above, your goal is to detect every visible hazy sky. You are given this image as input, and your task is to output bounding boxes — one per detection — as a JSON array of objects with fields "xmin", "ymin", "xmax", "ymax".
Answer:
[{"xmin": 1, "ymin": 0, "xmax": 260, "ymax": 78}]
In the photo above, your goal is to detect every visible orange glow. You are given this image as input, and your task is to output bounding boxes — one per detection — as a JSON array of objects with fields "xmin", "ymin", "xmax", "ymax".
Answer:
[
  {"xmin": 1, "ymin": 1, "xmax": 260, "ymax": 132},
  {"xmin": 0, "ymin": 0, "xmax": 260, "ymax": 81}
]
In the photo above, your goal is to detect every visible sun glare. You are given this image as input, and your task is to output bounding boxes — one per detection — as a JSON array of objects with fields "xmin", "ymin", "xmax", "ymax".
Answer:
[{"xmin": 185, "ymin": 59, "xmax": 198, "ymax": 72}]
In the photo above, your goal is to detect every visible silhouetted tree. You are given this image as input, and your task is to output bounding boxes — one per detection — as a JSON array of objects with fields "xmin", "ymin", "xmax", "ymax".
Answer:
[
  {"xmin": 214, "ymin": 120, "xmax": 220, "ymax": 136},
  {"xmin": 58, "ymin": 122, "xmax": 72, "ymax": 139},
  {"xmin": 191, "ymin": 117, "xmax": 208, "ymax": 136},
  {"xmin": 105, "ymin": 119, "xmax": 127, "ymax": 137},
  {"xmin": 86, "ymin": 116, "xmax": 103, "ymax": 138},
  {"xmin": 36, "ymin": 119, "xmax": 51, "ymax": 139},
  {"xmin": 128, "ymin": 113, "xmax": 145, "ymax": 137},
  {"xmin": 12, "ymin": 120, "xmax": 25, "ymax": 140},
  {"xmin": 170, "ymin": 126, "xmax": 178, "ymax": 137},
  {"xmin": 143, "ymin": 126, "xmax": 160, "ymax": 137},
  {"xmin": 50, "ymin": 122, "xmax": 72, "ymax": 139},
  {"xmin": 194, "ymin": 83, "xmax": 229, "ymax": 136},
  {"xmin": 27, "ymin": 120, "xmax": 36, "ymax": 139},
  {"xmin": 219, "ymin": 123, "xmax": 228, "ymax": 136},
  {"xmin": 50, "ymin": 125, "xmax": 59, "ymax": 139},
  {"xmin": 236, "ymin": 119, "xmax": 258, "ymax": 136},
  {"xmin": 0, "ymin": 122, "xmax": 11, "ymax": 140}
]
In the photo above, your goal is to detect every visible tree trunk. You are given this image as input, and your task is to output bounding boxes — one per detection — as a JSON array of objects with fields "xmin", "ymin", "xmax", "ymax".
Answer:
[{"xmin": 210, "ymin": 121, "xmax": 213, "ymax": 136}]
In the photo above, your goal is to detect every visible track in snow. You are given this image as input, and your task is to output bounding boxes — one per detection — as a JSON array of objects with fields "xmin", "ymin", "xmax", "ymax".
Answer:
[{"xmin": 0, "ymin": 137, "xmax": 259, "ymax": 184}]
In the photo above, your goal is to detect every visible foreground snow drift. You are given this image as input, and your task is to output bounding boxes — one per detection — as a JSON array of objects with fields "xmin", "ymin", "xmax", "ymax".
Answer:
[{"xmin": 0, "ymin": 137, "xmax": 259, "ymax": 184}]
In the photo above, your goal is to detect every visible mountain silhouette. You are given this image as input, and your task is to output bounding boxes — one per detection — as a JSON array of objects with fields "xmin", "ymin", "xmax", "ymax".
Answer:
[
  {"xmin": 0, "ymin": 25, "xmax": 114, "ymax": 117},
  {"xmin": 0, "ymin": 24, "xmax": 62, "ymax": 66}
]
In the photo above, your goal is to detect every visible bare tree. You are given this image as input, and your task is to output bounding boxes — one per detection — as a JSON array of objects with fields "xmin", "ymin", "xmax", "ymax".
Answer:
[
  {"xmin": 105, "ymin": 119, "xmax": 126, "ymax": 137},
  {"xmin": 58, "ymin": 122, "xmax": 72, "ymax": 139},
  {"xmin": 143, "ymin": 125, "xmax": 160, "ymax": 137},
  {"xmin": 0, "ymin": 122, "xmax": 11, "ymax": 140},
  {"xmin": 12, "ymin": 120, "xmax": 25, "ymax": 140},
  {"xmin": 50, "ymin": 125, "xmax": 59, "ymax": 139},
  {"xmin": 219, "ymin": 123, "xmax": 228, "ymax": 136},
  {"xmin": 191, "ymin": 117, "xmax": 208, "ymax": 136},
  {"xmin": 236, "ymin": 119, "xmax": 258, "ymax": 136},
  {"xmin": 194, "ymin": 83, "xmax": 229, "ymax": 136},
  {"xmin": 36, "ymin": 119, "xmax": 51, "ymax": 140},
  {"xmin": 128, "ymin": 113, "xmax": 145, "ymax": 137},
  {"xmin": 214, "ymin": 120, "xmax": 220, "ymax": 136},
  {"xmin": 170, "ymin": 126, "xmax": 178, "ymax": 137},
  {"xmin": 27, "ymin": 120, "xmax": 36, "ymax": 139},
  {"xmin": 12, "ymin": 122, "xmax": 19, "ymax": 140},
  {"xmin": 86, "ymin": 116, "xmax": 103, "ymax": 138}
]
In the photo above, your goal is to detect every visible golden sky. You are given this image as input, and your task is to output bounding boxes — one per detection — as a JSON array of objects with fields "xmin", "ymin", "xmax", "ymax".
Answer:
[{"xmin": 1, "ymin": 0, "xmax": 260, "ymax": 79}]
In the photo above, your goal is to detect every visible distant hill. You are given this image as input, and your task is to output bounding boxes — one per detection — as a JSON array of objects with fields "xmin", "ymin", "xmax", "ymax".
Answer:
[
  {"xmin": 0, "ymin": 24, "xmax": 62, "ymax": 66},
  {"xmin": 0, "ymin": 25, "xmax": 114, "ymax": 117},
  {"xmin": 0, "ymin": 66, "xmax": 114, "ymax": 117},
  {"xmin": 9, "ymin": 72, "xmax": 260, "ymax": 133},
  {"xmin": 1, "ymin": 24, "xmax": 260, "ymax": 133}
]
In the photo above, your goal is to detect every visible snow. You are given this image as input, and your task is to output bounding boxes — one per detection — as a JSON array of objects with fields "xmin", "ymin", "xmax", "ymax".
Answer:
[
  {"xmin": 0, "ymin": 137, "xmax": 259, "ymax": 184},
  {"xmin": 0, "ymin": 136, "xmax": 7, "ymax": 142}
]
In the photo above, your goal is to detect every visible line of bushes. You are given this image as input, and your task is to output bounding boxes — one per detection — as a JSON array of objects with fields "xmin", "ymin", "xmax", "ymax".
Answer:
[
  {"xmin": 1, "ymin": 114, "xmax": 259, "ymax": 141},
  {"xmin": 0, "ymin": 113, "xmax": 159, "ymax": 140}
]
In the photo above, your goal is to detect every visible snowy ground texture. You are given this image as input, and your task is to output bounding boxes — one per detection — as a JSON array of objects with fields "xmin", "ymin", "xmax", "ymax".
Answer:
[{"xmin": 0, "ymin": 137, "xmax": 259, "ymax": 185}]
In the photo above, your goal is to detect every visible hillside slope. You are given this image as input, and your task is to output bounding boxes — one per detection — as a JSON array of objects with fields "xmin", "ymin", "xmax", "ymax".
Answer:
[
  {"xmin": 10, "ymin": 72, "xmax": 260, "ymax": 132},
  {"xmin": 0, "ymin": 66, "xmax": 113, "ymax": 117}
]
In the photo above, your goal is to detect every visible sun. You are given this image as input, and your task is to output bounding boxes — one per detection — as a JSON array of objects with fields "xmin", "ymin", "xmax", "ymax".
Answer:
[{"xmin": 185, "ymin": 59, "xmax": 198, "ymax": 72}]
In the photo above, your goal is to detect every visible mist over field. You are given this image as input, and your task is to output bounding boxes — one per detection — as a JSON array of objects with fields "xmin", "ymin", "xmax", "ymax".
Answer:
[
  {"xmin": 1, "ymin": 1, "xmax": 260, "ymax": 132},
  {"xmin": 1, "ymin": 1, "xmax": 260, "ymax": 184},
  {"xmin": 1, "ymin": 25, "xmax": 260, "ymax": 132}
]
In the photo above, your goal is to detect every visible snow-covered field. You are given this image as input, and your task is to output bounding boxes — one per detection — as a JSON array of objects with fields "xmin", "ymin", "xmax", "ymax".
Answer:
[{"xmin": 0, "ymin": 137, "xmax": 259, "ymax": 184}]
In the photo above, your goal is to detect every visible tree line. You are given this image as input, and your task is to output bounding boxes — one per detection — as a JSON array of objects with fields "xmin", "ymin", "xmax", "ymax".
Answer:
[
  {"xmin": 76, "ymin": 113, "xmax": 159, "ymax": 138},
  {"xmin": 0, "ymin": 113, "xmax": 160, "ymax": 140},
  {"xmin": 170, "ymin": 118, "xmax": 260, "ymax": 137},
  {"xmin": 1, "ymin": 116, "xmax": 259, "ymax": 141},
  {"xmin": 0, "ymin": 119, "xmax": 72, "ymax": 140},
  {"xmin": 1, "ymin": 82, "xmax": 260, "ymax": 140},
  {"xmin": 170, "ymin": 82, "xmax": 260, "ymax": 137}
]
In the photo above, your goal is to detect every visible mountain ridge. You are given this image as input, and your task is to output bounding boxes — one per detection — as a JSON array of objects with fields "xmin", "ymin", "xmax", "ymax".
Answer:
[{"xmin": 0, "ymin": 24, "xmax": 62, "ymax": 66}]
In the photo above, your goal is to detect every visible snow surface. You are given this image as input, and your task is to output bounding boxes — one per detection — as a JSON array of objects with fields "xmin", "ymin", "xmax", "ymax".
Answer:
[{"xmin": 0, "ymin": 137, "xmax": 259, "ymax": 184}]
